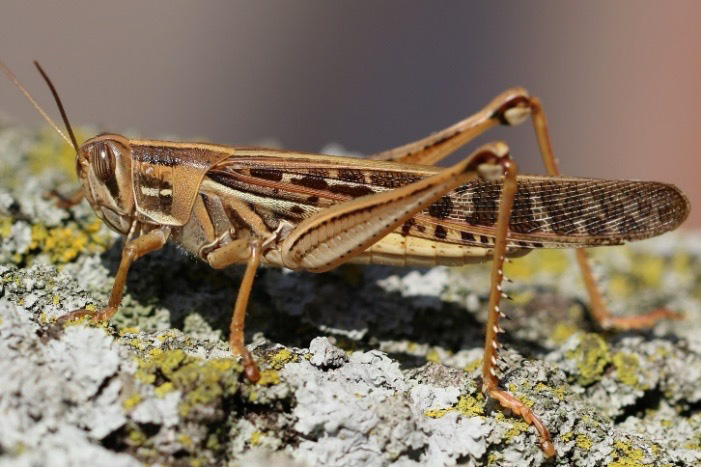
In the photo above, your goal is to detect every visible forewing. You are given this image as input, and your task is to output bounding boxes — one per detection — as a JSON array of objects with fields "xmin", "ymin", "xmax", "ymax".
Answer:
[
  {"xmin": 418, "ymin": 176, "xmax": 690, "ymax": 248},
  {"xmin": 208, "ymin": 151, "xmax": 689, "ymax": 248}
]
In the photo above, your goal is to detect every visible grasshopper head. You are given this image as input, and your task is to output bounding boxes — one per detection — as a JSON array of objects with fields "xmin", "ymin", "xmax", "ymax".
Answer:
[
  {"xmin": 77, "ymin": 134, "xmax": 135, "ymax": 234},
  {"xmin": 1, "ymin": 61, "xmax": 138, "ymax": 234}
]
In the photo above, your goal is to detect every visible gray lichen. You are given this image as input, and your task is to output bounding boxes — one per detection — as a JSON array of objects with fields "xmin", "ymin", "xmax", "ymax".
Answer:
[{"xmin": 1, "ymin": 121, "xmax": 701, "ymax": 466}]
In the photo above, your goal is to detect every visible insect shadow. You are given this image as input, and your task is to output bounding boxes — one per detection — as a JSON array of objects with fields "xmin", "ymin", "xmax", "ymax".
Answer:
[
  {"xmin": 99, "ymin": 237, "xmax": 682, "ymax": 373},
  {"xmin": 99, "ymin": 239, "xmax": 548, "ymax": 370}
]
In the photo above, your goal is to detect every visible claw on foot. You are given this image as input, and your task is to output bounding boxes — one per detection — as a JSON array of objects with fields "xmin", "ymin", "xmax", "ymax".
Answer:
[
  {"xmin": 242, "ymin": 349, "xmax": 260, "ymax": 383},
  {"xmin": 55, "ymin": 307, "xmax": 115, "ymax": 325},
  {"xmin": 488, "ymin": 388, "xmax": 555, "ymax": 458}
]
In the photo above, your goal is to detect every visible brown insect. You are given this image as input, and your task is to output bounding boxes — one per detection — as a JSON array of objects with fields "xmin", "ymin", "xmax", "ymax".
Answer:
[{"xmin": 1, "ymin": 60, "xmax": 689, "ymax": 458}]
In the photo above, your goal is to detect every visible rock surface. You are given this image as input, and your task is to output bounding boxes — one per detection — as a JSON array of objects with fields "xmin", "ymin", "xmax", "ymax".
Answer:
[{"xmin": 1, "ymin": 122, "xmax": 700, "ymax": 466}]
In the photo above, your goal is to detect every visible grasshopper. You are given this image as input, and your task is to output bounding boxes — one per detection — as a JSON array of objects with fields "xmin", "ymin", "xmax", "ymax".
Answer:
[{"xmin": 1, "ymin": 60, "xmax": 689, "ymax": 458}]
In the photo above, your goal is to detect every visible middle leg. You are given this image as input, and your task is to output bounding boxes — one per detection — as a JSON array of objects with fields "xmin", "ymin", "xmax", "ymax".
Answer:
[{"xmin": 205, "ymin": 238, "xmax": 262, "ymax": 382}]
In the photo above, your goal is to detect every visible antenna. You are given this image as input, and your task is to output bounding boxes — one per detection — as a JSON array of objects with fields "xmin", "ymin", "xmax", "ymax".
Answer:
[
  {"xmin": 33, "ymin": 61, "xmax": 80, "ymax": 153},
  {"xmin": 0, "ymin": 59, "xmax": 76, "ymax": 151}
]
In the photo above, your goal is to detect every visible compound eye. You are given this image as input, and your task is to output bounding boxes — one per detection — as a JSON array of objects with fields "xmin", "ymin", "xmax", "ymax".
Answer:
[{"xmin": 93, "ymin": 143, "xmax": 116, "ymax": 181}]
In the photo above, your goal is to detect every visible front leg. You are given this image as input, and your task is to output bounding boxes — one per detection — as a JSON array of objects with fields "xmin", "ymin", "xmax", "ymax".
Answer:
[{"xmin": 58, "ymin": 227, "xmax": 169, "ymax": 323}]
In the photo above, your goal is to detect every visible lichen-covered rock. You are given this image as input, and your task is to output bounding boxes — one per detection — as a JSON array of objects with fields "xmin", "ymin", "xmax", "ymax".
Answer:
[{"xmin": 1, "ymin": 122, "xmax": 701, "ymax": 466}]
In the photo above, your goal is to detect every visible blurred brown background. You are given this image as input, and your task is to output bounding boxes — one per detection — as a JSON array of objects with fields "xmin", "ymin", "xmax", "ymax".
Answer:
[{"xmin": 2, "ymin": 1, "xmax": 700, "ymax": 227}]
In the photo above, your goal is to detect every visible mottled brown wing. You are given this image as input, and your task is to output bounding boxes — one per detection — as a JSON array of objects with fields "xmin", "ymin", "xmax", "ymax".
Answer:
[
  {"xmin": 415, "ymin": 176, "xmax": 689, "ymax": 248},
  {"xmin": 207, "ymin": 151, "xmax": 689, "ymax": 249}
]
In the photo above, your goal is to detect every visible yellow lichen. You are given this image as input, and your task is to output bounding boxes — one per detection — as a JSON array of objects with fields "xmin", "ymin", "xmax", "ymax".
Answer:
[
  {"xmin": 566, "ymin": 333, "xmax": 611, "ymax": 386},
  {"xmin": 0, "ymin": 216, "xmax": 12, "ymax": 238},
  {"xmin": 40, "ymin": 226, "xmax": 87, "ymax": 263},
  {"xmin": 533, "ymin": 383, "xmax": 557, "ymax": 402},
  {"xmin": 684, "ymin": 441, "xmax": 701, "ymax": 451},
  {"xmin": 27, "ymin": 128, "xmax": 86, "ymax": 179},
  {"xmin": 671, "ymin": 252, "xmax": 691, "ymax": 275},
  {"xmin": 134, "ymin": 359, "xmax": 156, "ymax": 384},
  {"xmin": 464, "ymin": 358, "xmax": 482, "ymax": 373},
  {"xmin": 10, "ymin": 442, "xmax": 26, "ymax": 455},
  {"xmin": 269, "ymin": 347, "xmax": 298, "ymax": 370},
  {"xmin": 609, "ymin": 274, "xmax": 632, "ymax": 299},
  {"xmin": 504, "ymin": 250, "xmax": 569, "ymax": 280},
  {"xmin": 128, "ymin": 428, "xmax": 147, "ymax": 445},
  {"xmin": 123, "ymin": 393, "xmax": 143, "ymax": 411},
  {"xmin": 424, "ymin": 408, "xmax": 451, "ymax": 419},
  {"xmin": 552, "ymin": 322, "xmax": 578, "ymax": 345},
  {"xmin": 659, "ymin": 419, "xmax": 673, "ymax": 428},
  {"xmin": 206, "ymin": 434, "xmax": 221, "ymax": 450},
  {"xmin": 608, "ymin": 440, "xmax": 647, "ymax": 467},
  {"xmin": 178, "ymin": 434, "xmax": 193, "ymax": 448},
  {"xmin": 633, "ymin": 255, "xmax": 664, "ymax": 287},
  {"xmin": 83, "ymin": 218, "xmax": 103, "ymax": 234},
  {"xmin": 24, "ymin": 219, "xmax": 111, "ymax": 265},
  {"xmin": 159, "ymin": 349, "xmax": 188, "ymax": 378},
  {"xmin": 504, "ymin": 419, "xmax": 530, "ymax": 438},
  {"xmin": 256, "ymin": 369, "xmax": 280, "ymax": 386},
  {"xmin": 248, "ymin": 390, "xmax": 259, "ymax": 403},
  {"xmin": 552, "ymin": 385, "xmax": 567, "ymax": 401},
  {"xmin": 509, "ymin": 289, "xmax": 535, "ymax": 305},
  {"xmin": 487, "ymin": 452, "xmax": 502, "ymax": 465},
  {"xmin": 155, "ymin": 382, "xmax": 174, "ymax": 397},
  {"xmin": 425, "ymin": 348, "xmax": 442, "ymax": 363},
  {"xmin": 456, "ymin": 394, "xmax": 485, "ymax": 417},
  {"xmin": 133, "ymin": 348, "xmax": 242, "ymax": 417},
  {"xmin": 576, "ymin": 434, "xmax": 593, "ymax": 450},
  {"xmin": 122, "ymin": 337, "xmax": 146, "ymax": 350},
  {"xmin": 560, "ymin": 432, "xmax": 574, "ymax": 442},
  {"xmin": 179, "ymin": 358, "xmax": 241, "ymax": 416},
  {"xmin": 535, "ymin": 382, "xmax": 549, "ymax": 392},
  {"xmin": 134, "ymin": 360, "xmax": 157, "ymax": 384},
  {"xmin": 157, "ymin": 330, "xmax": 180, "ymax": 342},
  {"xmin": 250, "ymin": 430, "xmax": 263, "ymax": 446},
  {"xmin": 59, "ymin": 313, "xmax": 95, "ymax": 328},
  {"xmin": 613, "ymin": 352, "xmax": 645, "ymax": 389},
  {"xmin": 424, "ymin": 394, "xmax": 485, "ymax": 419},
  {"xmin": 517, "ymin": 394, "xmax": 535, "ymax": 408}
]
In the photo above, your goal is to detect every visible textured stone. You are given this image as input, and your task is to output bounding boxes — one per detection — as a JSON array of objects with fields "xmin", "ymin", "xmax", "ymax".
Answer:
[{"xmin": 1, "ymin": 125, "xmax": 700, "ymax": 465}]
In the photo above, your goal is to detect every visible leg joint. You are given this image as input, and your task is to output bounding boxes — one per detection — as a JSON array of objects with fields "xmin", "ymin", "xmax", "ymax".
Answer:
[{"xmin": 491, "ymin": 89, "xmax": 533, "ymax": 126}]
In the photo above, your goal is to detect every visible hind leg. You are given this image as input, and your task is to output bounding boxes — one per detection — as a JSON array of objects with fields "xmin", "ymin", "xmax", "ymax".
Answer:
[{"xmin": 373, "ymin": 88, "xmax": 682, "ymax": 330}]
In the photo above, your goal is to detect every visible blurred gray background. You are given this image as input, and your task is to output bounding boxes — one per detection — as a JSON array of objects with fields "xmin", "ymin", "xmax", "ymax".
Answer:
[{"xmin": 2, "ymin": 1, "xmax": 700, "ymax": 226}]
